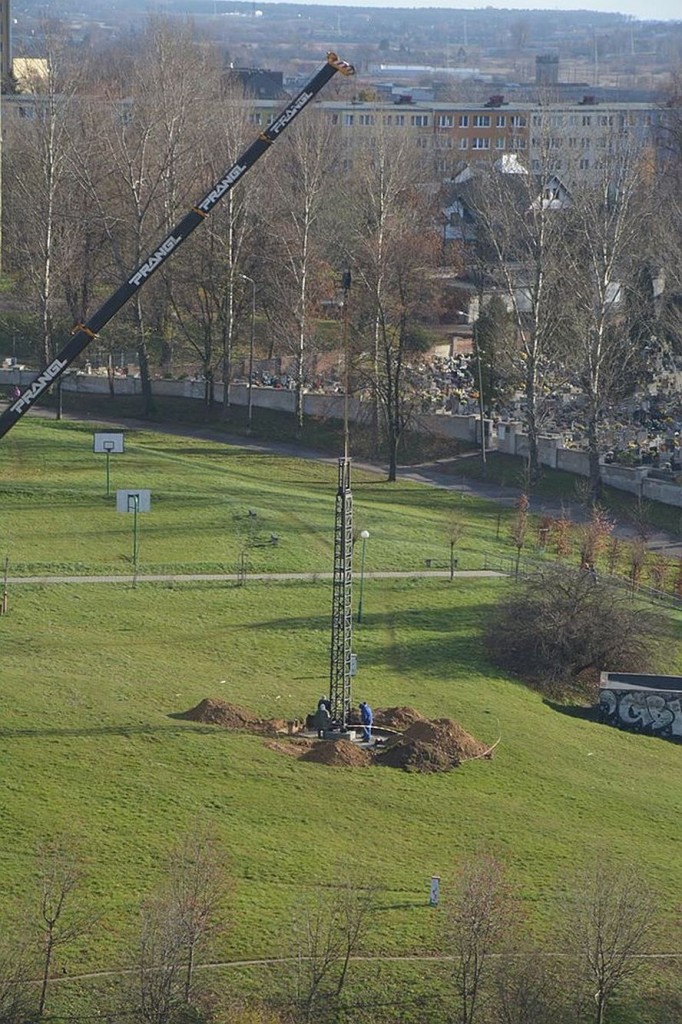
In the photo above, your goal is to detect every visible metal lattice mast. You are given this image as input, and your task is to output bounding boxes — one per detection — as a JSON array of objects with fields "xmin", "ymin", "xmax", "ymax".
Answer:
[{"xmin": 329, "ymin": 457, "xmax": 353, "ymax": 730}]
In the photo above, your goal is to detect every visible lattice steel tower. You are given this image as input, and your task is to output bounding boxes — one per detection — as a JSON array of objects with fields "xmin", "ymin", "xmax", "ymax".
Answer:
[{"xmin": 328, "ymin": 457, "xmax": 353, "ymax": 730}]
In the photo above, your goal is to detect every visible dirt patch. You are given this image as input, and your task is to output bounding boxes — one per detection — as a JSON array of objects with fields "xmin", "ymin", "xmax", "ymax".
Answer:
[
  {"xmin": 263, "ymin": 739, "xmax": 313, "ymax": 758},
  {"xmin": 399, "ymin": 717, "xmax": 491, "ymax": 761},
  {"xmin": 299, "ymin": 739, "xmax": 373, "ymax": 767},
  {"xmin": 373, "ymin": 706, "xmax": 425, "ymax": 730},
  {"xmin": 376, "ymin": 738, "xmax": 455, "ymax": 773}
]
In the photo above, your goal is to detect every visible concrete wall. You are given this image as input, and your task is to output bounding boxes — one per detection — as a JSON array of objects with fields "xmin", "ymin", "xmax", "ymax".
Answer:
[{"xmin": 599, "ymin": 687, "xmax": 682, "ymax": 739}]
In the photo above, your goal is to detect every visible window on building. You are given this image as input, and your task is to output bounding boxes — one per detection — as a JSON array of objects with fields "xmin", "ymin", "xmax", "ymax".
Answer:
[
  {"xmin": 474, "ymin": 114, "xmax": 491, "ymax": 127},
  {"xmin": 359, "ymin": 114, "xmax": 375, "ymax": 126},
  {"xmin": 532, "ymin": 114, "xmax": 542, "ymax": 127},
  {"xmin": 249, "ymin": 113, "xmax": 262, "ymax": 125},
  {"xmin": 437, "ymin": 114, "xmax": 453, "ymax": 128},
  {"xmin": 496, "ymin": 137, "xmax": 505, "ymax": 149},
  {"xmin": 459, "ymin": 115, "xmax": 469, "ymax": 127},
  {"xmin": 395, "ymin": 114, "xmax": 405, "ymax": 126},
  {"xmin": 344, "ymin": 114, "xmax": 354, "ymax": 126},
  {"xmin": 496, "ymin": 114, "xmax": 506, "ymax": 127},
  {"xmin": 383, "ymin": 115, "xmax": 392, "ymax": 126},
  {"xmin": 581, "ymin": 137, "xmax": 591, "ymax": 149},
  {"xmin": 416, "ymin": 136, "xmax": 428, "ymax": 148},
  {"xmin": 580, "ymin": 157, "xmax": 590, "ymax": 169},
  {"xmin": 329, "ymin": 113, "xmax": 339, "ymax": 125},
  {"xmin": 472, "ymin": 137, "xmax": 490, "ymax": 149},
  {"xmin": 411, "ymin": 114, "xmax": 429, "ymax": 127},
  {"xmin": 511, "ymin": 115, "xmax": 527, "ymax": 127},
  {"xmin": 582, "ymin": 114, "xmax": 592, "ymax": 126},
  {"xmin": 459, "ymin": 137, "xmax": 468, "ymax": 149}
]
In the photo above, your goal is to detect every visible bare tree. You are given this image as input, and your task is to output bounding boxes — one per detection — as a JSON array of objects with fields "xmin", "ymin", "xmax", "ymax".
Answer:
[
  {"xmin": 492, "ymin": 952, "xmax": 567, "ymax": 1024},
  {"xmin": 34, "ymin": 843, "xmax": 90, "ymax": 1018},
  {"xmin": 486, "ymin": 563, "xmax": 663, "ymax": 692},
  {"xmin": 290, "ymin": 878, "xmax": 375, "ymax": 1023},
  {"xmin": 0, "ymin": 936, "xmax": 33, "ymax": 1024},
  {"xmin": 3, "ymin": 29, "xmax": 85, "ymax": 369},
  {"xmin": 566, "ymin": 863, "xmax": 658, "ymax": 1024},
  {"xmin": 561, "ymin": 139, "xmax": 655, "ymax": 502},
  {"xmin": 441, "ymin": 854, "xmax": 515, "ymax": 1024},
  {"xmin": 509, "ymin": 492, "xmax": 529, "ymax": 577},
  {"xmin": 462, "ymin": 138, "xmax": 567, "ymax": 483},
  {"xmin": 447, "ymin": 511, "xmax": 467, "ymax": 581},
  {"xmin": 258, "ymin": 117, "xmax": 339, "ymax": 433},
  {"xmin": 343, "ymin": 124, "xmax": 441, "ymax": 478}
]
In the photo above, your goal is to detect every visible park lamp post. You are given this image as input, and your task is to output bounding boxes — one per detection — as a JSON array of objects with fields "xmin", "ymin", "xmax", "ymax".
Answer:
[
  {"xmin": 241, "ymin": 274, "xmax": 256, "ymax": 433},
  {"xmin": 357, "ymin": 529, "xmax": 370, "ymax": 623}
]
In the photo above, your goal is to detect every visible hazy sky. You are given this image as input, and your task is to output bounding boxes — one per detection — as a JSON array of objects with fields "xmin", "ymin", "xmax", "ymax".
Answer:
[{"xmin": 259, "ymin": 0, "xmax": 681, "ymax": 21}]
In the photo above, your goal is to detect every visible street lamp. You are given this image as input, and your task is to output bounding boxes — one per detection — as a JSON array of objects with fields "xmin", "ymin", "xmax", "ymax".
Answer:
[
  {"xmin": 357, "ymin": 529, "xmax": 370, "ymax": 623},
  {"xmin": 240, "ymin": 274, "xmax": 256, "ymax": 433}
]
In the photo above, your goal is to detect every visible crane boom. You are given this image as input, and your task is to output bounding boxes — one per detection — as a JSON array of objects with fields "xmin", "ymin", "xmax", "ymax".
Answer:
[{"xmin": 0, "ymin": 52, "xmax": 354, "ymax": 441}]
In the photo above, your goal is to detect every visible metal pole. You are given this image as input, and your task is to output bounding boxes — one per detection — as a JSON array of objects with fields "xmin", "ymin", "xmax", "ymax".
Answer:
[
  {"xmin": 357, "ymin": 530, "xmax": 369, "ymax": 623},
  {"xmin": 106, "ymin": 450, "xmax": 111, "ymax": 497},
  {"xmin": 128, "ymin": 495, "xmax": 140, "ymax": 587},
  {"xmin": 241, "ymin": 275, "xmax": 256, "ymax": 432}
]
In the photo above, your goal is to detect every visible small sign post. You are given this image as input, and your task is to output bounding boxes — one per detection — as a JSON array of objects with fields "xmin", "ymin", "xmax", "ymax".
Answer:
[
  {"xmin": 429, "ymin": 876, "xmax": 440, "ymax": 907},
  {"xmin": 94, "ymin": 432, "xmax": 124, "ymax": 496}
]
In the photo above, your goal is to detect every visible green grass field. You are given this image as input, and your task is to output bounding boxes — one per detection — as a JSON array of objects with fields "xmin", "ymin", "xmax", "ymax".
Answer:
[{"xmin": 0, "ymin": 417, "xmax": 680, "ymax": 1012}]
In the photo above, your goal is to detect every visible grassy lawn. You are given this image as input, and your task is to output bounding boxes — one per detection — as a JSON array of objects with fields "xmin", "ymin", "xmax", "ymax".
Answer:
[
  {"xmin": 0, "ymin": 418, "xmax": 680, "ymax": 1014},
  {"xmin": 0, "ymin": 418, "xmax": 508, "ymax": 575}
]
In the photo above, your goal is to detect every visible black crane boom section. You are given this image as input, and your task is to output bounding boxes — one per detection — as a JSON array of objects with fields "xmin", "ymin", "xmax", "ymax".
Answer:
[{"xmin": 0, "ymin": 52, "xmax": 354, "ymax": 441}]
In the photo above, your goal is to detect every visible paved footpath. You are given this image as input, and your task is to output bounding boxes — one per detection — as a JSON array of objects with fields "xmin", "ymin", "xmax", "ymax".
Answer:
[
  {"xmin": 8, "ymin": 405, "xmax": 682, "ymax": 558},
  {"xmin": 6, "ymin": 570, "xmax": 502, "ymax": 586}
]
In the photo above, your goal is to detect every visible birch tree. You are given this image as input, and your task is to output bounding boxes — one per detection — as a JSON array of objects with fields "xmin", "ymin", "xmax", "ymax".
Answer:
[
  {"xmin": 561, "ymin": 140, "xmax": 654, "ymax": 502},
  {"xmin": 257, "ymin": 116, "xmax": 339, "ymax": 432}
]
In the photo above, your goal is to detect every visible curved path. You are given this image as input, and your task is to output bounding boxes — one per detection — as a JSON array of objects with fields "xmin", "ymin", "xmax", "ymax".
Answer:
[{"xmin": 9, "ymin": 404, "xmax": 682, "ymax": 557}]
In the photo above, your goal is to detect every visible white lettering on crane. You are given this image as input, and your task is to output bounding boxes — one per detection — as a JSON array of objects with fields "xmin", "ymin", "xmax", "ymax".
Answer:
[
  {"xmin": 11, "ymin": 358, "xmax": 68, "ymax": 414},
  {"xmin": 269, "ymin": 91, "xmax": 313, "ymax": 136},
  {"xmin": 198, "ymin": 164, "xmax": 248, "ymax": 214},
  {"xmin": 129, "ymin": 235, "xmax": 183, "ymax": 287}
]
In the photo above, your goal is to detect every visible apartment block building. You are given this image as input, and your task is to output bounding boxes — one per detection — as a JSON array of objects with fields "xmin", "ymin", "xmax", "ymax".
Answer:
[{"xmin": 248, "ymin": 92, "xmax": 662, "ymax": 181}]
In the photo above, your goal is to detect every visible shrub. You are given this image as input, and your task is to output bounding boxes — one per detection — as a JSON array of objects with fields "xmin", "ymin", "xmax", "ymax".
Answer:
[{"xmin": 485, "ymin": 565, "xmax": 664, "ymax": 696}]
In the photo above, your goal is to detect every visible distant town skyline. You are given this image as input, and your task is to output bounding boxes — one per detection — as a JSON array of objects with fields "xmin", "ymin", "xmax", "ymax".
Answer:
[{"xmin": 258, "ymin": 0, "xmax": 680, "ymax": 22}]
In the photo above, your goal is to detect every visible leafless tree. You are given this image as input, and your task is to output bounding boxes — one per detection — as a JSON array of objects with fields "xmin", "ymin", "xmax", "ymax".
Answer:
[
  {"xmin": 565, "ymin": 862, "xmax": 658, "ymax": 1024},
  {"xmin": 509, "ymin": 492, "xmax": 529, "ymax": 577},
  {"xmin": 34, "ymin": 843, "xmax": 90, "ymax": 1018},
  {"xmin": 0, "ymin": 936, "xmax": 33, "ymax": 1024},
  {"xmin": 342, "ymin": 124, "xmax": 441, "ymax": 477},
  {"xmin": 290, "ymin": 878, "xmax": 375, "ymax": 1023},
  {"xmin": 492, "ymin": 951, "xmax": 567, "ymax": 1024},
  {"xmin": 561, "ymin": 139, "xmax": 655, "ymax": 502},
  {"xmin": 447, "ymin": 510, "xmax": 467, "ymax": 580},
  {"xmin": 462, "ymin": 137, "xmax": 567, "ymax": 483},
  {"xmin": 441, "ymin": 854, "xmax": 515, "ymax": 1024},
  {"xmin": 135, "ymin": 830, "xmax": 229, "ymax": 1021},
  {"xmin": 486, "ymin": 563, "xmax": 663, "ymax": 692},
  {"xmin": 258, "ymin": 117, "xmax": 339, "ymax": 432},
  {"xmin": 3, "ymin": 28, "xmax": 85, "ymax": 369}
]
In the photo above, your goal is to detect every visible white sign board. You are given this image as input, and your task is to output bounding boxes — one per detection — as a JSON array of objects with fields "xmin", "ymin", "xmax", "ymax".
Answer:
[
  {"xmin": 429, "ymin": 876, "xmax": 440, "ymax": 906},
  {"xmin": 116, "ymin": 489, "xmax": 151, "ymax": 513},
  {"xmin": 94, "ymin": 432, "xmax": 125, "ymax": 454}
]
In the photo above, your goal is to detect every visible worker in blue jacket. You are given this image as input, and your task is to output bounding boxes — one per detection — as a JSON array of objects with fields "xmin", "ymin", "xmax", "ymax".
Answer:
[{"xmin": 359, "ymin": 701, "xmax": 373, "ymax": 743}]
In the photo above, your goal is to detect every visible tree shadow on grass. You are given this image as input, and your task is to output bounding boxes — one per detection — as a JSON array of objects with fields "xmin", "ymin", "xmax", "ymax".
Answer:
[{"xmin": 0, "ymin": 722, "xmax": 222, "ymax": 740}]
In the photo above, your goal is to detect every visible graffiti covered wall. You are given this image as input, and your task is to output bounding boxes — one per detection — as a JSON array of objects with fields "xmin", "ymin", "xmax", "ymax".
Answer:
[{"xmin": 599, "ymin": 688, "xmax": 682, "ymax": 741}]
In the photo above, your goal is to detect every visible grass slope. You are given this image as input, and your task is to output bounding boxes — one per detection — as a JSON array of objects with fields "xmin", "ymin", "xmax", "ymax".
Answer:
[{"xmin": 0, "ymin": 417, "xmax": 680, "ymax": 996}]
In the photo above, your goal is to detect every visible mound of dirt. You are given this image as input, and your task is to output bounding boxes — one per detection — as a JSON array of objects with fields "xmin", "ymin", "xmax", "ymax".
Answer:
[
  {"xmin": 373, "ymin": 706, "xmax": 425, "ymax": 730},
  {"xmin": 400, "ymin": 717, "xmax": 490, "ymax": 761},
  {"xmin": 178, "ymin": 698, "xmax": 261, "ymax": 729},
  {"xmin": 299, "ymin": 739, "xmax": 373, "ymax": 767},
  {"xmin": 376, "ymin": 738, "xmax": 455, "ymax": 773}
]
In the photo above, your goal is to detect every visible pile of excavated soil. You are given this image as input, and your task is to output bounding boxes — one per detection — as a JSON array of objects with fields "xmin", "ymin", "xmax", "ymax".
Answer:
[
  {"xmin": 373, "ymin": 706, "xmax": 425, "ymax": 730},
  {"xmin": 376, "ymin": 738, "xmax": 454, "ymax": 773},
  {"xmin": 178, "ymin": 698, "xmax": 262, "ymax": 730},
  {"xmin": 299, "ymin": 739, "xmax": 373, "ymax": 767},
  {"xmin": 400, "ymin": 717, "xmax": 490, "ymax": 761}
]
